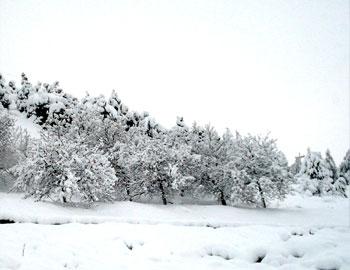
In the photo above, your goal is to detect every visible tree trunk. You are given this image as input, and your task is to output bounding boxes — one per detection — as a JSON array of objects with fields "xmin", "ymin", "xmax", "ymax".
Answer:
[
  {"xmin": 256, "ymin": 182, "xmax": 266, "ymax": 208},
  {"xmin": 180, "ymin": 189, "xmax": 185, "ymax": 197},
  {"xmin": 126, "ymin": 189, "xmax": 133, "ymax": 201},
  {"xmin": 219, "ymin": 191, "xmax": 227, "ymax": 206},
  {"xmin": 158, "ymin": 181, "xmax": 167, "ymax": 205},
  {"xmin": 61, "ymin": 187, "xmax": 67, "ymax": 203}
]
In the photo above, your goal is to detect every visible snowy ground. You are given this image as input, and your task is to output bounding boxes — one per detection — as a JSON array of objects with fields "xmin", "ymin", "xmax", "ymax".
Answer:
[{"xmin": 1, "ymin": 193, "xmax": 349, "ymax": 270}]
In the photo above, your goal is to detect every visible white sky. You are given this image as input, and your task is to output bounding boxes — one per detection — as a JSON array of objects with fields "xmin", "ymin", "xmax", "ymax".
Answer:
[{"xmin": 0, "ymin": 0, "xmax": 349, "ymax": 164}]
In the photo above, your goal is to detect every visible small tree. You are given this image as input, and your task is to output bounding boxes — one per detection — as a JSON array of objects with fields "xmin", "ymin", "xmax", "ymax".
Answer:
[{"xmin": 297, "ymin": 149, "xmax": 333, "ymax": 196}]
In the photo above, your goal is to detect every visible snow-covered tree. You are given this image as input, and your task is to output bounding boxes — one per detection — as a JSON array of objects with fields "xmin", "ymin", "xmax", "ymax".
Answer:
[
  {"xmin": 117, "ymin": 129, "xmax": 195, "ymax": 204},
  {"xmin": 289, "ymin": 154, "xmax": 304, "ymax": 176},
  {"xmin": 324, "ymin": 149, "xmax": 338, "ymax": 183},
  {"xmin": 0, "ymin": 108, "xmax": 33, "ymax": 190},
  {"xmin": 331, "ymin": 149, "xmax": 350, "ymax": 197},
  {"xmin": 108, "ymin": 90, "xmax": 129, "ymax": 119},
  {"xmin": 188, "ymin": 125, "xmax": 236, "ymax": 205},
  {"xmin": 16, "ymin": 73, "xmax": 32, "ymax": 113},
  {"xmin": 1, "ymin": 73, "xmax": 76, "ymax": 125},
  {"xmin": 0, "ymin": 74, "xmax": 14, "ymax": 109},
  {"xmin": 0, "ymin": 108, "xmax": 17, "ymax": 189},
  {"xmin": 230, "ymin": 133, "xmax": 291, "ymax": 208},
  {"xmin": 333, "ymin": 176, "xmax": 347, "ymax": 197},
  {"xmin": 14, "ymin": 122, "xmax": 117, "ymax": 204},
  {"xmin": 338, "ymin": 150, "xmax": 350, "ymax": 185},
  {"xmin": 296, "ymin": 149, "xmax": 333, "ymax": 196},
  {"xmin": 168, "ymin": 116, "xmax": 190, "ymax": 146}
]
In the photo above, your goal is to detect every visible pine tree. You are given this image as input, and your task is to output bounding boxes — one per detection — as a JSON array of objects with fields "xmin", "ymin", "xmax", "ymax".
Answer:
[
  {"xmin": 324, "ymin": 149, "xmax": 338, "ymax": 183},
  {"xmin": 108, "ymin": 90, "xmax": 128, "ymax": 119},
  {"xmin": 297, "ymin": 149, "xmax": 333, "ymax": 196},
  {"xmin": 16, "ymin": 73, "xmax": 32, "ymax": 113},
  {"xmin": 331, "ymin": 149, "xmax": 350, "ymax": 198},
  {"xmin": 333, "ymin": 176, "xmax": 347, "ymax": 197},
  {"xmin": 289, "ymin": 154, "xmax": 304, "ymax": 176},
  {"xmin": 0, "ymin": 74, "xmax": 13, "ymax": 109},
  {"xmin": 339, "ymin": 150, "xmax": 350, "ymax": 185}
]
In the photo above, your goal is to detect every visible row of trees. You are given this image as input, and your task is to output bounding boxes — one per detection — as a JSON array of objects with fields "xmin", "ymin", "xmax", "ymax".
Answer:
[{"xmin": 0, "ymin": 73, "xmax": 348, "ymax": 208}]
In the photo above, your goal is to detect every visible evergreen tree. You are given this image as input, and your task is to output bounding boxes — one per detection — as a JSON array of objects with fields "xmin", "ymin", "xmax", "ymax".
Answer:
[
  {"xmin": 333, "ymin": 176, "xmax": 347, "ymax": 197},
  {"xmin": 289, "ymin": 154, "xmax": 304, "ymax": 176},
  {"xmin": 324, "ymin": 149, "xmax": 338, "ymax": 183},
  {"xmin": 297, "ymin": 149, "xmax": 333, "ymax": 196},
  {"xmin": 339, "ymin": 150, "xmax": 350, "ymax": 185},
  {"xmin": 0, "ymin": 74, "xmax": 13, "ymax": 109}
]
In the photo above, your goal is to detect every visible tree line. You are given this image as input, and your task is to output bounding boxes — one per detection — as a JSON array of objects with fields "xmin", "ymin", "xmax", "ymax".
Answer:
[{"xmin": 0, "ymin": 73, "xmax": 348, "ymax": 207}]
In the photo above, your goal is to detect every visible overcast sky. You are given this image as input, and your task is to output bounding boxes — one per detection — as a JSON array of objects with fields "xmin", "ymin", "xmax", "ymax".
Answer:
[{"xmin": 0, "ymin": 0, "xmax": 349, "ymax": 164}]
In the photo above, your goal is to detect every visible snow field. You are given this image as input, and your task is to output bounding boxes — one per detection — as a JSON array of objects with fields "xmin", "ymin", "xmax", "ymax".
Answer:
[
  {"xmin": 0, "ymin": 193, "xmax": 348, "ymax": 227},
  {"xmin": 1, "ymin": 223, "xmax": 349, "ymax": 270},
  {"xmin": 1, "ymin": 193, "xmax": 349, "ymax": 269}
]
